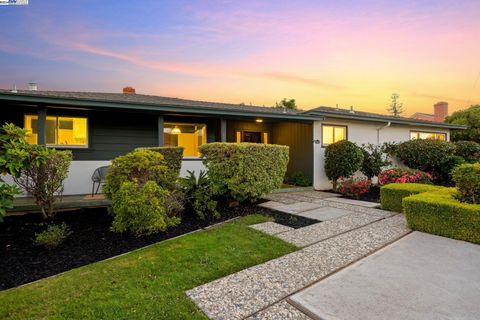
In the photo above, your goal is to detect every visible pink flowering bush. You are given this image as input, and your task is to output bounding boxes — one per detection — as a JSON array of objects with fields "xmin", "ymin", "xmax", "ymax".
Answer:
[
  {"xmin": 378, "ymin": 168, "xmax": 432, "ymax": 186},
  {"xmin": 336, "ymin": 176, "xmax": 372, "ymax": 199}
]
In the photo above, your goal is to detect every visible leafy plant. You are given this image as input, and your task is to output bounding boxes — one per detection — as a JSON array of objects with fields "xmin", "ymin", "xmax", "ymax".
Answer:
[
  {"xmin": 179, "ymin": 170, "xmax": 218, "ymax": 220},
  {"xmin": 199, "ymin": 143, "xmax": 289, "ymax": 202},
  {"xmin": 336, "ymin": 176, "xmax": 372, "ymax": 199},
  {"xmin": 287, "ymin": 171, "xmax": 312, "ymax": 187},
  {"xmin": 393, "ymin": 139, "xmax": 461, "ymax": 184},
  {"xmin": 360, "ymin": 143, "xmax": 391, "ymax": 179},
  {"xmin": 324, "ymin": 140, "xmax": 364, "ymax": 188},
  {"xmin": 453, "ymin": 141, "xmax": 480, "ymax": 163},
  {"xmin": 445, "ymin": 104, "xmax": 480, "ymax": 143},
  {"xmin": 14, "ymin": 150, "xmax": 72, "ymax": 220},
  {"xmin": 0, "ymin": 123, "xmax": 50, "ymax": 219},
  {"xmin": 136, "ymin": 146, "xmax": 183, "ymax": 182},
  {"xmin": 378, "ymin": 167, "xmax": 432, "ymax": 186},
  {"xmin": 110, "ymin": 180, "xmax": 180, "ymax": 236},
  {"xmin": 104, "ymin": 149, "xmax": 170, "ymax": 198},
  {"xmin": 35, "ymin": 223, "xmax": 72, "ymax": 249},
  {"xmin": 275, "ymin": 98, "xmax": 297, "ymax": 110},
  {"xmin": 452, "ymin": 163, "xmax": 480, "ymax": 204}
]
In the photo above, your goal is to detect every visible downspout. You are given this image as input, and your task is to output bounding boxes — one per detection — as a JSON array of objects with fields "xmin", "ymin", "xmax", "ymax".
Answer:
[{"xmin": 376, "ymin": 121, "xmax": 391, "ymax": 145}]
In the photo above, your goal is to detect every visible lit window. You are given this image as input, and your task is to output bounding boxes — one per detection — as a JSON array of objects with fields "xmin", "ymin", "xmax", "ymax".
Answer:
[
  {"xmin": 235, "ymin": 131, "xmax": 269, "ymax": 144},
  {"xmin": 410, "ymin": 131, "xmax": 446, "ymax": 141},
  {"xmin": 164, "ymin": 123, "xmax": 206, "ymax": 157},
  {"xmin": 24, "ymin": 115, "xmax": 88, "ymax": 147},
  {"xmin": 322, "ymin": 125, "xmax": 347, "ymax": 146}
]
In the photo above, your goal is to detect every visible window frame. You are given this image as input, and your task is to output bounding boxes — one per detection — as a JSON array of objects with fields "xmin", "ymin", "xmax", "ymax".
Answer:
[
  {"xmin": 235, "ymin": 130, "xmax": 269, "ymax": 144},
  {"xmin": 409, "ymin": 130, "xmax": 447, "ymax": 141},
  {"xmin": 24, "ymin": 114, "xmax": 89, "ymax": 149},
  {"xmin": 163, "ymin": 122, "xmax": 207, "ymax": 158},
  {"xmin": 321, "ymin": 124, "xmax": 348, "ymax": 147}
]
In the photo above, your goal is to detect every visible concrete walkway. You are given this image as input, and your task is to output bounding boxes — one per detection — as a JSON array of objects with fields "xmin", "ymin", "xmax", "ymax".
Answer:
[{"xmin": 187, "ymin": 190, "xmax": 480, "ymax": 319}]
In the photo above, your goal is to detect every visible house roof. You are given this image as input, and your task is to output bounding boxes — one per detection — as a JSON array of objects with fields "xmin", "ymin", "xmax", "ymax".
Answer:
[
  {"xmin": 0, "ymin": 89, "xmax": 465, "ymax": 129},
  {"xmin": 411, "ymin": 112, "xmax": 434, "ymax": 118},
  {"xmin": 302, "ymin": 106, "xmax": 465, "ymax": 129}
]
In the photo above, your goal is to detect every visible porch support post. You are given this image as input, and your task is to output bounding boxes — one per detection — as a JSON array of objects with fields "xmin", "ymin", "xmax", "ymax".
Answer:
[
  {"xmin": 158, "ymin": 115, "xmax": 164, "ymax": 146},
  {"xmin": 37, "ymin": 106, "xmax": 47, "ymax": 146},
  {"xmin": 220, "ymin": 119, "xmax": 227, "ymax": 142}
]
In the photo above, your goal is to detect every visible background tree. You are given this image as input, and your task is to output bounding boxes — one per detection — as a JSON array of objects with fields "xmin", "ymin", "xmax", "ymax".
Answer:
[
  {"xmin": 275, "ymin": 98, "xmax": 297, "ymax": 110},
  {"xmin": 387, "ymin": 93, "xmax": 404, "ymax": 117},
  {"xmin": 445, "ymin": 105, "xmax": 480, "ymax": 143}
]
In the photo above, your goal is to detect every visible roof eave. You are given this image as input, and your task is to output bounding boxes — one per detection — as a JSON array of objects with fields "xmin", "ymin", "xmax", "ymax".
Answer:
[
  {"xmin": 305, "ymin": 111, "xmax": 466, "ymax": 129},
  {"xmin": 0, "ymin": 93, "xmax": 322, "ymax": 121}
]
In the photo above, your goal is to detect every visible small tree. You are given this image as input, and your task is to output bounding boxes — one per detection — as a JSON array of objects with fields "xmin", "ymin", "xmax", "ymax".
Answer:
[
  {"xmin": 445, "ymin": 105, "xmax": 480, "ymax": 143},
  {"xmin": 360, "ymin": 144, "xmax": 391, "ymax": 180},
  {"xmin": 14, "ymin": 150, "xmax": 72, "ymax": 219},
  {"xmin": 275, "ymin": 98, "xmax": 297, "ymax": 110},
  {"xmin": 387, "ymin": 93, "xmax": 404, "ymax": 117},
  {"xmin": 324, "ymin": 140, "xmax": 364, "ymax": 189},
  {"xmin": 0, "ymin": 123, "xmax": 50, "ymax": 220}
]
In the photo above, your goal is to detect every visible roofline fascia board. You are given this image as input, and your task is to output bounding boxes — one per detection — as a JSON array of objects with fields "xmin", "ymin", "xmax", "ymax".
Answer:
[
  {"xmin": 306, "ymin": 111, "xmax": 466, "ymax": 129},
  {"xmin": 0, "ymin": 94, "xmax": 322, "ymax": 121}
]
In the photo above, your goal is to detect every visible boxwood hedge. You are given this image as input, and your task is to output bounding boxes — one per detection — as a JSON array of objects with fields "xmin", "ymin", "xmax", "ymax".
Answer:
[
  {"xmin": 403, "ymin": 188, "xmax": 480, "ymax": 244},
  {"xmin": 380, "ymin": 183, "xmax": 444, "ymax": 212},
  {"xmin": 199, "ymin": 143, "xmax": 289, "ymax": 202}
]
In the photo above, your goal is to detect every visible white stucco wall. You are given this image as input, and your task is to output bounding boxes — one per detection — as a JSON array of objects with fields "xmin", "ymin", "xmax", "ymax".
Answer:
[
  {"xmin": 313, "ymin": 119, "xmax": 450, "ymax": 190},
  {"xmin": 7, "ymin": 159, "xmax": 207, "ymax": 196}
]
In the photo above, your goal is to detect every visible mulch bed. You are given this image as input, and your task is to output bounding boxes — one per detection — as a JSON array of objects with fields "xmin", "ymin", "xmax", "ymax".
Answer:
[{"xmin": 0, "ymin": 204, "xmax": 316, "ymax": 290}]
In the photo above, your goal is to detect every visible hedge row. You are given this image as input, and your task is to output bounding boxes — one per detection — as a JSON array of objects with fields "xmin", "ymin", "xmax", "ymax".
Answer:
[
  {"xmin": 199, "ymin": 143, "xmax": 289, "ymax": 202},
  {"xmin": 380, "ymin": 183, "xmax": 444, "ymax": 213},
  {"xmin": 403, "ymin": 188, "xmax": 480, "ymax": 244}
]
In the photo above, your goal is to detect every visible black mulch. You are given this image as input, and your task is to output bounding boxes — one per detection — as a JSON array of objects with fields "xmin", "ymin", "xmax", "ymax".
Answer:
[{"xmin": 0, "ymin": 203, "xmax": 316, "ymax": 290}]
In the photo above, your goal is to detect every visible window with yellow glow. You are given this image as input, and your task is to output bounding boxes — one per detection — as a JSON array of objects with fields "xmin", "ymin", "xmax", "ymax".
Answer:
[
  {"xmin": 235, "ymin": 131, "xmax": 269, "ymax": 144},
  {"xmin": 24, "ymin": 115, "xmax": 88, "ymax": 147},
  {"xmin": 322, "ymin": 125, "xmax": 347, "ymax": 146},
  {"xmin": 164, "ymin": 123, "xmax": 206, "ymax": 157},
  {"xmin": 410, "ymin": 131, "xmax": 446, "ymax": 141}
]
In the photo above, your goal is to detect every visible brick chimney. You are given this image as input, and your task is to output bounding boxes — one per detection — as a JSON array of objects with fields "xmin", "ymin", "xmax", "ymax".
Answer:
[
  {"xmin": 433, "ymin": 101, "xmax": 448, "ymax": 122},
  {"xmin": 123, "ymin": 86, "xmax": 136, "ymax": 94}
]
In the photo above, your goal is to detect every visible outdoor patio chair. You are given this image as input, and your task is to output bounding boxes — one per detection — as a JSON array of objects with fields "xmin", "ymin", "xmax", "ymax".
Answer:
[{"xmin": 91, "ymin": 166, "xmax": 110, "ymax": 196}]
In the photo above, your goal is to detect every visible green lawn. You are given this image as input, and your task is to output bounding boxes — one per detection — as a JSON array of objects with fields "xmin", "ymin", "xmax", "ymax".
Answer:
[{"xmin": 0, "ymin": 215, "xmax": 297, "ymax": 320}]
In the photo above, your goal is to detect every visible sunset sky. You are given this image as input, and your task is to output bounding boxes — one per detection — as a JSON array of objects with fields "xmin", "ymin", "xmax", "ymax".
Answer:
[{"xmin": 1, "ymin": 0, "xmax": 479, "ymax": 115}]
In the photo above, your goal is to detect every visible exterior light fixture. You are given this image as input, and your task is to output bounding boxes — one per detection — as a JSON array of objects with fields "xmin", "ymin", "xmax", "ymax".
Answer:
[
  {"xmin": 256, "ymin": 119, "xmax": 263, "ymax": 123},
  {"xmin": 171, "ymin": 126, "xmax": 182, "ymax": 134}
]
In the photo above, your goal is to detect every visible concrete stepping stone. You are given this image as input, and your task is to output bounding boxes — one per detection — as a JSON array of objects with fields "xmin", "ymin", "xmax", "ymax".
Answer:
[
  {"xmin": 250, "ymin": 222, "xmax": 294, "ymax": 236},
  {"xmin": 258, "ymin": 201, "xmax": 288, "ymax": 210},
  {"xmin": 269, "ymin": 202, "xmax": 323, "ymax": 214},
  {"xmin": 292, "ymin": 207, "xmax": 353, "ymax": 221},
  {"xmin": 246, "ymin": 300, "xmax": 311, "ymax": 320},
  {"xmin": 263, "ymin": 194, "xmax": 298, "ymax": 204},
  {"xmin": 277, "ymin": 211, "xmax": 383, "ymax": 247},
  {"xmin": 323, "ymin": 197, "xmax": 380, "ymax": 208},
  {"xmin": 186, "ymin": 215, "xmax": 409, "ymax": 320},
  {"xmin": 289, "ymin": 231, "xmax": 480, "ymax": 320}
]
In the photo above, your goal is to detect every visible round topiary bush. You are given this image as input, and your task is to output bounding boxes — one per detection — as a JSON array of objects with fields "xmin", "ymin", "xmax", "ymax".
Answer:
[
  {"xmin": 324, "ymin": 140, "xmax": 364, "ymax": 188},
  {"xmin": 452, "ymin": 163, "xmax": 480, "ymax": 204},
  {"xmin": 393, "ymin": 139, "xmax": 462, "ymax": 184},
  {"xmin": 453, "ymin": 141, "xmax": 480, "ymax": 163}
]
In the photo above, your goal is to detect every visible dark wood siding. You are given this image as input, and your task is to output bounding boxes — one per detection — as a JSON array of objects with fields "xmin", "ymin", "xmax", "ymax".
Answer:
[{"xmin": 272, "ymin": 122, "xmax": 313, "ymax": 180}]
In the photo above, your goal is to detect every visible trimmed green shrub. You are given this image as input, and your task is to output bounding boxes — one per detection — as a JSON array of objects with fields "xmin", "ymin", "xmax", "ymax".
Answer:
[
  {"xmin": 360, "ymin": 143, "xmax": 391, "ymax": 179},
  {"xmin": 393, "ymin": 139, "xmax": 462, "ymax": 184},
  {"xmin": 380, "ymin": 183, "xmax": 444, "ymax": 212},
  {"xmin": 110, "ymin": 180, "xmax": 180, "ymax": 236},
  {"xmin": 403, "ymin": 188, "xmax": 480, "ymax": 244},
  {"xmin": 35, "ymin": 223, "xmax": 72, "ymax": 249},
  {"xmin": 453, "ymin": 141, "xmax": 480, "ymax": 163},
  {"xmin": 179, "ymin": 170, "xmax": 219, "ymax": 220},
  {"xmin": 452, "ymin": 163, "xmax": 480, "ymax": 204},
  {"xmin": 136, "ymin": 146, "xmax": 183, "ymax": 180},
  {"xmin": 287, "ymin": 171, "xmax": 312, "ymax": 187},
  {"xmin": 199, "ymin": 143, "xmax": 289, "ymax": 202},
  {"xmin": 324, "ymin": 140, "xmax": 363, "ymax": 187},
  {"xmin": 378, "ymin": 167, "xmax": 432, "ymax": 186},
  {"xmin": 104, "ymin": 149, "xmax": 170, "ymax": 198}
]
